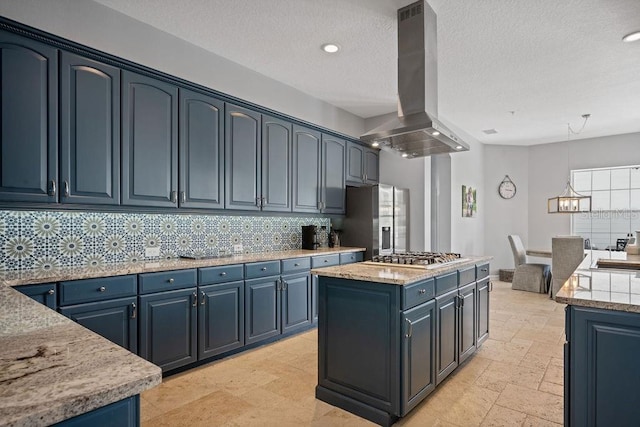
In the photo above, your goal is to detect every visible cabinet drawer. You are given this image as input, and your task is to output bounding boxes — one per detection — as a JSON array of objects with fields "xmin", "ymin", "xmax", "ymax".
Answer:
[
  {"xmin": 245, "ymin": 260, "xmax": 281, "ymax": 279},
  {"xmin": 281, "ymin": 257, "xmax": 310, "ymax": 274},
  {"xmin": 458, "ymin": 266, "xmax": 476, "ymax": 286},
  {"xmin": 59, "ymin": 275, "xmax": 137, "ymax": 305},
  {"xmin": 139, "ymin": 269, "xmax": 197, "ymax": 294},
  {"xmin": 199, "ymin": 264, "xmax": 244, "ymax": 285},
  {"xmin": 340, "ymin": 252, "xmax": 363, "ymax": 265},
  {"xmin": 311, "ymin": 254, "xmax": 340, "ymax": 268},
  {"xmin": 434, "ymin": 271, "xmax": 458, "ymax": 296},
  {"xmin": 402, "ymin": 278, "xmax": 435, "ymax": 310},
  {"xmin": 476, "ymin": 263, "xmax": 490, "ymax": 280}
]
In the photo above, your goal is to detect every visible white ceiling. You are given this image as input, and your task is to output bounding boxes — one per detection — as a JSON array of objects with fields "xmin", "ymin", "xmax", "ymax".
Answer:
[{"xmin": 94, "ymin": 0, "xmax": 640, "ymax": 146}]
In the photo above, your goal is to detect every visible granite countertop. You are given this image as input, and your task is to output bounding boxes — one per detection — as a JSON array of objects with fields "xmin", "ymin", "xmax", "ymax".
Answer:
[
  {"xmin": 2, "ymin": 247, "xmax": 365, "ymax": 287},
  {"xmin": 0, "ymin": 285, "xmax": 162, "ymax": 427},
  {"xmin": 556, "ymin": 250, "xmax": 640, "ymax": 313},
  {"xmin": 311, "ymin": 256, "xmax": 492, "ymax": 286}
]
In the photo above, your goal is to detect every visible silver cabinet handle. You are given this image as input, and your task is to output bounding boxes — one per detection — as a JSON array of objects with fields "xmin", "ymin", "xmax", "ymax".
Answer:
[
  {"xmin": 261, "ymin": 196, "xmax": 266, "ymax": 207},
  {"xmin": 48, "ymin": 289, "xmax": 55, "ymax": 295},
  {"xmin": 256, "ymin": 196, "xmax": 261, "ymax": 207},
  {"xmin": 63, "ymin": 180, "xmax": 70, "ymax": 197},
  {"xmin": 49, "ymin": 179, "xmax": 56, "ymax": 196},
  {"xmin": 276, "ymin": 279, "xmax": 282, "ymax": 291},
  {"xmin": 480, "ymin": 268, "xmax": 488, "ymax": 272},
  {"xmin": 168, "ymin": 278, "xmax": 175, "ymax": 284},
  {"xmin": 200, "ymin": 291, "xmax": 206, "ymax": 305},
  {"xmin": 405, "ymin": 319, "xmax": 413, "ymax": 338},
  {"xmin": 294, "ymin": 263, "xmax": 300, "ymax": 267},
  {"xmin": 282, "ymin": 280, "xmax": 288, "ymax": 291},
  {"xmin": 220, "ymin": 272, "xmax": 227, "ymax": 276},
  {"xmin": 98, "ymin": 286, "xmax": 106, "ymax": 292},
  {"xmin": 131, "ymin": 302, "xmax": 137, "ymax": 319},
  {"xmin": 180, "ymin": 191, "xmax": 186, "ymax": 204},
  {"xmin": 192, "ymin": 291, "xmax": 198, "ymax": 307},
  {"xmin": 489, "ymin": 281, "xmax": 493, "ymax": 292},
  {"xmin": 461, "ymin": 296, "xmax": 465, "ymax": 307},
  {"xmin": 171, "ymin": 191, "xmax": 177, "ymax": 203},
  {"xmin": 324, "ymin": 259, "xmax": 328, "ymax": 263},
  {"xmin": 419, "ymin": 289, "xmax": 426, "ymax": 295}
]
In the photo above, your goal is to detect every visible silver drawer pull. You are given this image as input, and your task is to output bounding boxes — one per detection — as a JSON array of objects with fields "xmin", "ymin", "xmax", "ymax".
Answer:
[
  {"xmin": 220, "ymin": 272, "xmax": 227, "ymax": 276},
  {"xmin": 168, "ymin": 278, "xmax": 175, "ymax": 283},
  {"xmin": 48, "ymin": 289, "xmax": 55, "ymax": 295},
  {"xmin": 294, "ymin": 263, "xmax": 300, "ymax": 267},
  {"xmin": 419, "ymin": 289, "xmax": 426, "ymax": 295},
  {"xmin": 480, "ymin": 268, "xmax": 488, "ymax": 272},
  {"xmin": 324, "ymin": 260, "xmax": 328, "ymax": 263},
  {"xmin": 98, "ymin": 286, "xmax": 106, "ymax": 292},
  {"xmin": 261, "ymin": 267, "xmax": 267, "ymax": 271}
]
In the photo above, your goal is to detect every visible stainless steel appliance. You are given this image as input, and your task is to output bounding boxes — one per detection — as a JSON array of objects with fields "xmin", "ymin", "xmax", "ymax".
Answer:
[
  {"xmin": 301, "ymin": 225, "xmax": 319, "ymax": 250},
  {"xmin": 365, "ymin": 251, "xmax": 470, "ymax": 269},
  {"xmin": 360, "ymin": 1, "xmax": 470, "ymax": 158},
  {"xmin": 341, "ymin": 184, "xmax": 409, "ymax": 260}
]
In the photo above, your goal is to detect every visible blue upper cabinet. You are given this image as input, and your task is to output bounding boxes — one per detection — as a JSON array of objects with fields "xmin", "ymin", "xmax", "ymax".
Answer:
[
  {"xmin": 225, "ymin": 103, "xmax": 261, "ymax": 211},
  {"xmin": 122, "ymin": 71, "xmax": 178, "ymax": 207},
  {"xmin": 0, "ymin": 30, "xmax": 58, "ymax": 203},
  {"xmin": 261, "ymin": 115, "xmax": 292, "ymax": 212},
  {"xmin": 321, "ymin": 135, "xmax": 346, "ymax": 214},
  {"xmin": 60, "ymin": 52, "xmax": 120, "ymax": 205},
  {"xmin": 346, "ymin": 142, "xmax": 364, "ymax": 184},
  {"xmin": 364, "ymin": 147, "xmax": 379, "ymax": 185},
  {"xmin": 179, "ymin": 89, "xmax": 224, "ymax": 209},
  {"xmin": 292, "ymin": 125, "xmax": 321, "ymax": 213}
]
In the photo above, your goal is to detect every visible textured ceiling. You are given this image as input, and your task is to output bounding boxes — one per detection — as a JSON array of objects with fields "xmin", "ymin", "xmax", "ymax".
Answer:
[{"xmin": 93, "ymin": 0, "xmax": 640, "ymax": 145}]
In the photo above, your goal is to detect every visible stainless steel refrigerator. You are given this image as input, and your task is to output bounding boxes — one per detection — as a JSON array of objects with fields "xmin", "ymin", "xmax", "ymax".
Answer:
[{"xmin": 341, "ymin": 184, "xmax": 409, "ymax": 260}]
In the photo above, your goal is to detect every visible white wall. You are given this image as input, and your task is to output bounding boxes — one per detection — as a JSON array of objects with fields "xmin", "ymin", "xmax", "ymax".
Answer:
[
  {"xmin": 0, "ymin": 0, "xmax": 365, "ymax": 137},
  {"xmin": 483, "ymin": 145, "xmax": 530, "ymax": 271}
]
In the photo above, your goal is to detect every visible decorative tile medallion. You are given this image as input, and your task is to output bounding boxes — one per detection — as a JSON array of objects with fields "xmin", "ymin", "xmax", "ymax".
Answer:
[{"xmin": 0, "ymin": 211, "xmax": 329, "ymax": 272}]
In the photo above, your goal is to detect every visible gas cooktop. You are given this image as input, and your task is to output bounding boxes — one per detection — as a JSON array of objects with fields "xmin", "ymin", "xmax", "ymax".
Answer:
[{"xmin": 366, "ymin": 252, "xmax": 468, "ymax": 269}]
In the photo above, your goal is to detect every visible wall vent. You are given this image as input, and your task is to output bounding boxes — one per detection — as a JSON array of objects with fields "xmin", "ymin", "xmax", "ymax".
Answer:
[{"xmin": 482, "ymin": 129, "xmax": 498, "ymax": 135}]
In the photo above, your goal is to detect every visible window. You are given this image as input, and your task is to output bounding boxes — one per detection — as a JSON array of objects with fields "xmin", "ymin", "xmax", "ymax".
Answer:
[{"xmin": 571, "ymin": 165, "xmax": 640, "ymax": 250}]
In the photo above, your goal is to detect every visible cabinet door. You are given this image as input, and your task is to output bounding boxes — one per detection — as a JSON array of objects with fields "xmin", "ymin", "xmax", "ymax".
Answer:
[
  {"xmin": 59, "ymin": 297, "xmax": 137, "ymax": 353},
  {"xmin": 198, "ymin": 281, "xmax": 244, "ymax": 360},
  {"xmin": 458, "ymin": 282, "xmax": 477, "ymax": 364},
  {"xmin": 312, "ymin": 274, "xmax": 319, "ymax": 324},
  {"xmin": 60, "ymin": 52, "xmax": 120, "ymax": 205},
  {"xmin": 364, "ymin": 147, "xmax": 379, "ymax": 184},
  {"xmin": 321, "ymin": 136, "xmax": 346, "ymax": 214},
  {"xmin": 477, "ymin": 278, "xmax": 490, "ymax": 347},
  {"xmin": 0, "ymin": 31, "xmax": 57, "ymax": 203},
  {"xmin": 292, "ymin": 125, "xmax": 321, "ymax": 213},
  {"xmin": 261, "ymin": 115, "xmax": 292, "ymax": 212},
  {"xmin": 245, "ymin": 276, "xmax": 281, "ymax": 345},
  {"xmin": 435, "ymin": 288, "xmax": 458, "ymax": 385},
  {"xmin": 122, "ymin": 71, "xmax": 178, "ymax": 207},
  {"xmin": 346, "ymin": 142, "xmax": 364, "ymax": 184},
  {"xmin": 401, "ymin": 300, "xmax": 436, "ymax": 416},
  {"xmin": 139, "ymin": 288, "xmax": 197, "ymax": 371},
  {"xmin": 225, "ymin": 103, "xmax": 261, "ymax": 210},
  {"xmin": 16, "ymin": 283, "xmax": 57, "ymax": 309},
  {"xmin": 282, "ymin": 272, "xmax": 311, "ymax": 333},
  {"xmin": 179, "ymin": 88, "xmax": 224, "ymax": 209}
]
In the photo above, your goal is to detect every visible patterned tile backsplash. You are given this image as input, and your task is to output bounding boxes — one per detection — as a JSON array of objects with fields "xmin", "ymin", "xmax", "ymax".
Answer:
[{"xmin": 0, "ymin": 210, "xmax": 329, "ymax": 272}]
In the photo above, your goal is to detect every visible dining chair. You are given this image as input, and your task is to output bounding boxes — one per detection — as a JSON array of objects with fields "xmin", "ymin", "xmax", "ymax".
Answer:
[{"xmin": 507, "ymin": 235, "xmax": 552, "ymax": 293}]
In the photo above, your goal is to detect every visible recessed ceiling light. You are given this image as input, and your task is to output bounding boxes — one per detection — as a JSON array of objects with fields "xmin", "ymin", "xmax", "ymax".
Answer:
[
  {"xmin": 482, "ymin": 129, "xmax": 498, "ymax": 135},
  {"xmin": 622, "ymin": 31, "xmax": 640, "ymax": 43},
  {"xmin": 455, "ymin": 145, "xmax": 463, "ymax": 150},
  {"xmin": 432, "ymin": 131, "xmax": 440, "ymax": 136},
  {"xmin": 401, "ymin": 153, "xmax": 408, "ymax": 158},
  {"xmin": 371, "ymin": 142, "xmax": 380, "ymax": 147},
  {"xmin": 321, "ymin": 43, "xmax": 340, "ymax": 53}
]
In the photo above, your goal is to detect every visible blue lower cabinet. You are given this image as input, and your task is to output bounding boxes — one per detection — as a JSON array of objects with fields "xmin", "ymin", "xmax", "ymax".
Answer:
[
  {"xmin": 458, "ymin": 282, "xmax": 477, "ymax": 364},
  {"xmin": 401, "ymin": 300, "xmax": 436, "ymax": 416},
  {"xmin": 567, "ymin": 306, "xmax": 640, "ymax": 426},
  {"xmin": 476, "ymin": 278, "xmax": 490, "ymax": 347},
  {"xmin": 54, "ymin": 395, "xmax": 139, "ymax": 426},
  {"xmin": 245, "ymin": 276, "xmax": 281, "ymax": 345},
  {"xmin": 139, "ymin": 288, "xmax": 198, "ymax": 371},
  {"xmin": 435, "ymin": 288, "xmax": 458, "ymax": 385},
  {"xmin": 59, "ymin": 297, "xmax": 137, "ymax": 353},
  {"xmin": 281, "ymin": 272, "xmax": 311, "ymax": 334},
  {"xmin": 16, "ymin": 283, "xmax": 57, "ymax": 309},
  {"xmin": 198, "ymin": 281, "xmax": 244, "ymax": 360}
]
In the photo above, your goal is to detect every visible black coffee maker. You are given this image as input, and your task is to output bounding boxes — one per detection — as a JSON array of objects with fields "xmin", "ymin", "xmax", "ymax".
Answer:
[{"xmin": 301, "ymin": 225, "xmax": 319, "ymax": 250}]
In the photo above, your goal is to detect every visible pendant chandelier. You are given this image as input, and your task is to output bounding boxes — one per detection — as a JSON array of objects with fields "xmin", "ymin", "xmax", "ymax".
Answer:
[{"xmin": 547, "ymin": 114, "xmax": 592, "ymax": 214}]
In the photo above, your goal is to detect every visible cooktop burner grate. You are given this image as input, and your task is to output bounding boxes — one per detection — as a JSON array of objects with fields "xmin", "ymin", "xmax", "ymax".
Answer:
[{"xmin": 371, "ymin": 252, "xmax": 461, "ymax": 265}]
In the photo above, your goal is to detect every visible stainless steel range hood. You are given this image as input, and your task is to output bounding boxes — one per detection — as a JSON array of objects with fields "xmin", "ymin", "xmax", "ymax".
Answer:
[{"xmin": 361, "ymin": 1, "xmax": 469, "ymax": 158}]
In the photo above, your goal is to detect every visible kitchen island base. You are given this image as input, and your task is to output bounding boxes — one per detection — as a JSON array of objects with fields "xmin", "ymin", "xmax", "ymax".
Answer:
[{"xmin": 315, "ymin": 260, "xmax": 490, "ymax": 426}]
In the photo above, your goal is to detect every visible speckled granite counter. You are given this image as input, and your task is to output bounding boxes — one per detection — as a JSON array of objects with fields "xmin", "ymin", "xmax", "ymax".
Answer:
[
  {"xmin": 2, "ymin": 247, "xmax": 365, "ymax": 287},
  {"xmin": 556, "ymin": 250, "xmax": 640, "ymax": 313},
  {"xmin": 0, "ymin": 285, "xmax": 162, "ymax": 427},
  {"xmin": 311, "ymin": 256, "xmax": 492, "ymax": 285}
]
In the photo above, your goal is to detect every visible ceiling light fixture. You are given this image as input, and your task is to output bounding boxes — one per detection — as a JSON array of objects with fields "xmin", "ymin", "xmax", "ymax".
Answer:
[
  {"xmin": 455, "ymin": 145, "xmax": 463, "ymax": 150},
  {"xmin": 321, "ymin": 43, "xmax": 340, "ymax": 53},
  {"xmin": 622, "ymin": 31, "xmax": 640, "ymax": 43},
  {"xmin": 402, "ymin": 153, "xmax": 408, "ymax": 158},
  {"xmin": 432, "ymin": 131, "xmax": 440, "ymax": 136},
  {"xmin": 371, "ymin": 142, "xmax": 380, "ymax": 147}
]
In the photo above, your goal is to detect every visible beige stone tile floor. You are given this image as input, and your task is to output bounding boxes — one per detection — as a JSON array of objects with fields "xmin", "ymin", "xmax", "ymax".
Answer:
[{"xmin": 141, "ymin": 281, "xmax": 565, "ymax": 426}]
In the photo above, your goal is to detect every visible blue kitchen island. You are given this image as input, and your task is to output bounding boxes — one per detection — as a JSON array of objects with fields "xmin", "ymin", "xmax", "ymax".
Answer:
[{"xmin": 312, "ymin": 257, "xmax": 491, "ymax": 426}]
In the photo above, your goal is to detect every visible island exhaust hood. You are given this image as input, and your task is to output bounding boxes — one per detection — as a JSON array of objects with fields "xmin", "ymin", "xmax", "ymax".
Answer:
[{"xmin": 361, "ymin": 1, "xmax": 469, "ymax": 158}]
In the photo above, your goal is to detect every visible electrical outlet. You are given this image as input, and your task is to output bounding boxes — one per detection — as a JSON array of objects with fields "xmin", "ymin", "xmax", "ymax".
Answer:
[
  {"xmin": 145, "ymin": 247, "xmax": 160, "ymax": 258},
  {"xmin": 233, "ymin": 244, "xmax": 243, "ymax": 254}
]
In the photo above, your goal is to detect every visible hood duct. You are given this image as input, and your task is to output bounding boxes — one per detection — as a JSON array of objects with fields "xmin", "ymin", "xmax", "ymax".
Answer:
[{"xmin": 361, "ymin": 1, "xmax": 469, "ymax": 158}]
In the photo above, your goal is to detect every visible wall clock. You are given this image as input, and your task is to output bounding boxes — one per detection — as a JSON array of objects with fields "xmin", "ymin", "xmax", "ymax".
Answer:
[{"xmin": 498, "ymin": 175, "xmax": 516, "ymax": 199}]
